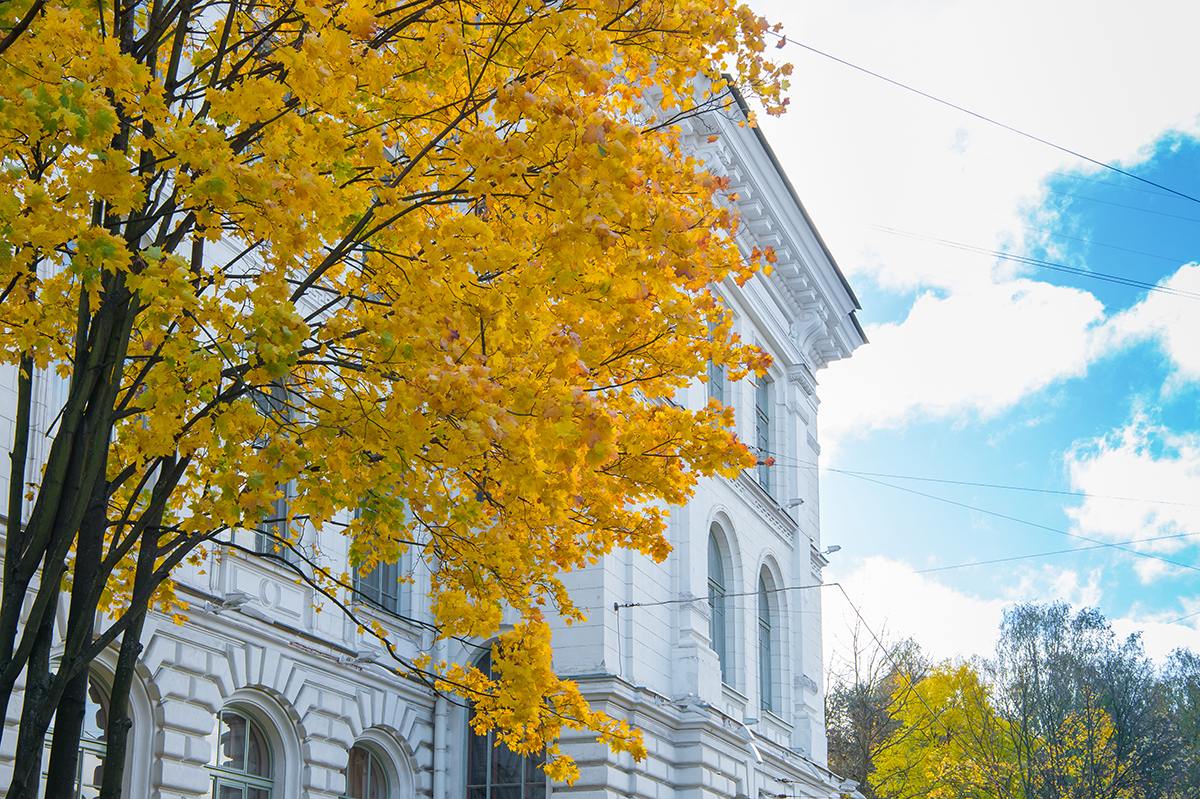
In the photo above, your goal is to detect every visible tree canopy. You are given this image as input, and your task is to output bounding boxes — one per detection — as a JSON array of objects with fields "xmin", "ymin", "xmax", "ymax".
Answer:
[{"xmin": 0, "ymin": 0, "xmax": 789, "ymax": 793}]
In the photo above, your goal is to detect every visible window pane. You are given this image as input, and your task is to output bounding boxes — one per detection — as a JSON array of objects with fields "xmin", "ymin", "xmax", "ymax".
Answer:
[
  {"xmin": 467, "ymin": 726, "xmax": 489, "ymax": 785},
  {"xmin": 218, "ymin": 785, "xmax": 244, "ymax": 799},
  {"xmin": 249, "ymin": 788, "xmax": 270, "ymax": 799},
  {"xmin": 525, "ymin": 749, "xmax": 545, "ymax": 782},
  {"xmin": 219, "ymin": 713, "xmax": 247, "ymax": 771},
  {"xmin": 80, "ymin": 749, "xmax": 104, "ymax": 797},
  {"xmin": 492, "ymin": 787, "xmax": 522, "ymax": 799},
  {"xmin": 527, "ymin": 785, "xmax": 546, "ymax": 799},
  {"xmin": 492, "ymin": 741, "xmax": 523, "ymax": 786},
  {"xmin": 346, "ymin": 746, "xmax": 368, "ymax": 798},
  {"xmin": 468, "ymin": 788, "xmax": 489, "ymax": 799},
  {"xmin": 368, "ymin": 754, "xmax": 387, "ymax": 799},
  {"xmin": 84, "ymin": 679, "xmax": 109, "ymax": 742},
  {"xmin": 246, "ymin": 718, "xmax": 270, "ymax": 777}
]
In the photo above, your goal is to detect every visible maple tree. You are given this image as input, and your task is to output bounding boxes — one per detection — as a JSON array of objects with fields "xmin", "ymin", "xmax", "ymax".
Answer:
[{"xmin": 0, "ymin": 0, "xmax": 790, "ymax": 794}]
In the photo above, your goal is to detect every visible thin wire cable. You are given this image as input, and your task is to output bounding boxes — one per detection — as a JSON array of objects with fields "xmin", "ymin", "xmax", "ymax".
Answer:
[
  {"xmin": 833, "ymin": 470, "xmax": 1200, "ymax": 573},
  {"xmin": 779, "ymin": 37, "xmax": 1200, "ymax": 206},
  {"xmin": 614, "ymin": 581, "xmax": 828, "ymax": 609},
  {"xmin": 1016, "ymin": 225, "xmax": 1189, "ymax": 266},
  {"xmin": 1044, "ymin": 187, "xmax": 1200, "ymax": 224},
  {"xmin": 758, "ymin": 452, "xmax": 1200, "ymax": 574},
  {"xmin": 763, "ymin": 449, "xmax": 1200, "ymax": 510},
  {"xmin": 914, "ymin": 532, "xmax": 1200, "ymax": 575},
  {"xmin": 871, "ymin": 224, "xmax": 1200, "ymax": 300},
  {"xmin": 832, "ymin": 583, "xmax": 962, "ymax": 743},
  {"xmin": 815, "ymin": 463, "xmax": 1200, "ymax": 509}
]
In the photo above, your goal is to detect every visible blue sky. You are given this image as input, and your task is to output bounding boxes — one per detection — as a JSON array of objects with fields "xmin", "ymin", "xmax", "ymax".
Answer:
[{"xmin": 749, "ymin": 0, "xmax": 1200, "ymax": 666}]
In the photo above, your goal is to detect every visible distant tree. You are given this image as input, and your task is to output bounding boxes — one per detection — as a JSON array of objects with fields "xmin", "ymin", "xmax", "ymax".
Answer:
[
  {"xmin": 825, "ymin": 626, "xmax": 926, "ymax": 798},
  {"xmin": 993, "ymin": 603, "xmax": 1185, "ymax": 799}
]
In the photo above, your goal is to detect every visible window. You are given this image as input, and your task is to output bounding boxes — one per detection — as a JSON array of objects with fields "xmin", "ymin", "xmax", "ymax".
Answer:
[
  {"xmin": 353, "ymin": 558, "xmax": 405, "ymax": 616},
  {"xmin": 758, "ymin": 576, "xmax": 774, "ymax": 714},
  {"xmin": 708, "ymin": 530, "xmax": 728, "ymax": 684},
  {"xmin": 42, "ymin": 674, "xmax": 109, "ymax": 798},
  {"xmin": 255, "ymin": 485, "xmax": 296, "ymax": 563},
  {"xmin": 210, "ymin": 710, "xmax": 273, "ymax": 799},
  {"xmin": 251, "ymin": 382, "xmax": 298, "ymax": 563},
  {"xmin": 707, "ymin": 360, "xmax": 726, "ymax": 406},
  {"xmin": 755, "ymin": 377, "xmax": 772, "ymax": 496},
  {"xmin": 466, "ymin": 652, "xmax": 547, "ymax": 799},
  {"xmin": 342, "ymin": 746, "xmax": 387, "ymax": 799}
]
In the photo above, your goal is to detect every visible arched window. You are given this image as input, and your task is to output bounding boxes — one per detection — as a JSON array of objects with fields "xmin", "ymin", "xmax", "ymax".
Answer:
[
  {"xmin": 210, "ymin": 709, "xmax": 274, "ymax": 799},
  {"xmin": 466, "ymin": 652, "xmax": 546, "ymax": 799},
  {"xmin": 42, "ymin": 673, "xmax": 110, "ymax": 797},
  {"xmin": 342, "ymin": 746, "xmax": 388, "ymax": 799},
  {"xmin": 708, "ymin": 530, "xmax": 728, "ymax": 684},
  {"xmin": 758, "ymin": 575, "xmax": 774, "ymax": 713}
]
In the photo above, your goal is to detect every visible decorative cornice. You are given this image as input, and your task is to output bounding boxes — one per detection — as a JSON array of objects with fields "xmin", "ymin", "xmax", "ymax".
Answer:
[
  {"xmin": 730, "ymin": 472, "xmax": 796, "ymax": 543},
  {"xmin": 787, "ymin": 365, "xmax": 817, "ymax": 396}
]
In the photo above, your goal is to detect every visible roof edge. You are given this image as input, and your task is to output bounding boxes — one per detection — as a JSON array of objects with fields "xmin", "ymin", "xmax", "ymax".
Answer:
[{"xmin": 724, "ymin": 81, "xmax": 862, "ymax": 312}]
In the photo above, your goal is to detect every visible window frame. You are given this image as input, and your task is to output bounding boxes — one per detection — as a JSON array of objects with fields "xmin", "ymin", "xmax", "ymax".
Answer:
[
  {"xmin": 708, "ymin": 530, "xmax": 729, "ymax": 685},
  {"xmin": 209, "ymin": 709, "xmax": 275, "ymax": 799},
  {"xmin": 352, "ymin": 557, "xmax": 406, "ymax": 617},
  {"xmin": 465, "ymin": 651, "xmax": 548, "ymax": 799},
  {"xmin": 41, "ymin": 672, "xmax": 110, "ymax": 798},
  {"xmin": 341, "ymin": 745, "xmax": 389, "ymax": 799},
  {"xmin": 755, "ymin": 376, "xmax": 772, "ymax": 496},
  {"xmin": 250, "ymin": 381, "xmax": 300, "ymax": 563},
  {"xmin": 758, "ymin": 575, "xmax": 774, "ymax": 714}
]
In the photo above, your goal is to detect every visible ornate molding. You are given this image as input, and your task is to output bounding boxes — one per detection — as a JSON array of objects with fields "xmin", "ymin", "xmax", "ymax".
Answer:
[{"xmin": 787, "ymin": 365, "xmax": 817, "ymax": 397}]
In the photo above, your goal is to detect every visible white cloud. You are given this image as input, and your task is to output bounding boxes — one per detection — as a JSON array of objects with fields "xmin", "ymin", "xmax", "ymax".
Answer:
[
  {"xmin": 825, "ymin": 557, "xmax": 1200, "ymax": 668},
  {"xmin": 1063, "ymin": 412, "xmax": 1200, "ymax": 581},
  {"xmin": 825, "ymin": 557, "xmax": 1009, "ymax": 665},
  {"xmin": 740, "ymin": 0, "xmax": 1200, "ymax": 461},
  {"xmin": 817, "ymin": 278, "xmax": 1107, "ymax": 458},
  {"xmin": 1102, "ymin": 263, "xmax": 1200, "ymax": 389}
]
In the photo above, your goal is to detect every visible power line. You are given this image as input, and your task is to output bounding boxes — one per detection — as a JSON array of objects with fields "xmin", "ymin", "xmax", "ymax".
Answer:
[
  {"xmin": 780, "ymin": 37, "xmax": 1200, "ymax": 206},
  {"xmin": 764, "ymin": 454, "xmax": 1200, "ymax": 575},
  {"xmin": 1018, "ymin": 225, "xmax": 1192, "ymax": 266},
  {"xmin": 614, "ymin": 581, "xmax": 827, "ymax": 609},
  {"xmin": 870, "ymin": 224, "xmax": 1200, "ymax": 300},
  {"xmin": 1044, "ymin": 187, "xmax": 1200, "ymax": 224},
  {"xmin": 824, "ymin": 468, "xmax": 1200, "ymax": 575},
  {"xmin": 816, "ymin": 463, "xmax": 1200, "ymax": 509},
  {"xmin": 915, "ymin": 532, "xmax": 1200, "ymax": 575}
]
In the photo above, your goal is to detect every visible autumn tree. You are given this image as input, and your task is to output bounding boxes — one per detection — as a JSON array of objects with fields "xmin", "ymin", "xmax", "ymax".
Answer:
[
  {"xmin": 873, "ymin": 662, "xmax": 1025, "ymax": 799},
  {"xmin": 0, "ymin": 0, "xmax": 791, "ymax": 794}
]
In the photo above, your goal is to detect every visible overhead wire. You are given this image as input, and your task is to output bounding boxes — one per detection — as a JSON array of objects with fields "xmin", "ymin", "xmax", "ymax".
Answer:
[
  {"xmin": 775, "ymin": 37, "xmax": 1200, "ymax": 206},
  {"xmin": 757, "ymin": 451, "xmax": 1200, "ymax": 574},
  {"xmin": 869, "ymin": 224, "xmax": 1200, "ymax": 300}
]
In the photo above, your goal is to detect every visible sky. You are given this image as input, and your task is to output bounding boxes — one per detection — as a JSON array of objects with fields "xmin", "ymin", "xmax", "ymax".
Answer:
[{"xmin": 745, "ymin": 0, "xmax": 1200, "ymax": 673}]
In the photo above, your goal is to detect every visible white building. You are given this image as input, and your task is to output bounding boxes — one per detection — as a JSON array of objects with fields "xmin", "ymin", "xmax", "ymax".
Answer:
[{"xmin": 0, "ymin": 93, "xmax": 864, "ymax": 799}]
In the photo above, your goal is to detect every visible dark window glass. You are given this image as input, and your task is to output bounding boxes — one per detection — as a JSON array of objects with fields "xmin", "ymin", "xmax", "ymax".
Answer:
[
  {"xmin": 755, "ymin": 379, "xmax": 772, "ymax": 495},
  {"xmin": 353, "ymin": 557, "xmax": 404, "ymax": 616},
  {"xmin": 251, "ymin": 382, "xmax": 298, "ymax": 563},
  {"xmin": 466, "ymin": 653, "xmax": 548, "ymax": 799},
  {"xmin": 759, "ymin": 576, "xmax": 774, "ymax": 713},
  {"xmin": 342, "ymin": 745, "xmax": 388, "ymax": 799},
  {"xmin": 707, "ymin": 361, "xmax": 726, "ymax": 406},
  {"xmin": 708, "ymin": 531, "xmax": 728, "ymax": 684},
  {"xmin": 211, "ymin": 710, "xmax": 273, "ymax": 799}
]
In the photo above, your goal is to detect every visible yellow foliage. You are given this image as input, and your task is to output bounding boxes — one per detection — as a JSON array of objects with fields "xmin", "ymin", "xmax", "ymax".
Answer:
[{"xmin": 0, "ymin": 0, "xmax": 789, "ymax": 775}]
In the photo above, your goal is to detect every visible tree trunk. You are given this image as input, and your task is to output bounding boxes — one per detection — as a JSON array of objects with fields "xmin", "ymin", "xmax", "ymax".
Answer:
[
  {"xmin": 7, "ymin": 588, "xmax": 59, "ymax": 799},
  {"xmin": 44, "ymin": 470, "xmax": 110, "ymax": 798}
]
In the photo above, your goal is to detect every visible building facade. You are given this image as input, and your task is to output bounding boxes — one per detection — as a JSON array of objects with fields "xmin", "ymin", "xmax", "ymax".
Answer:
[{"xmin": 0, "ymin": 96, "xmax": 864, "ymax": 799}]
